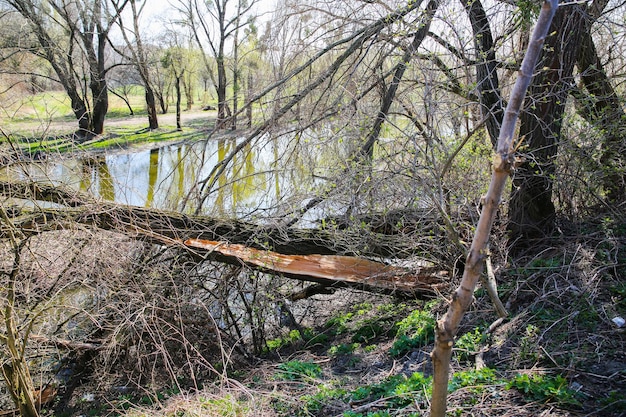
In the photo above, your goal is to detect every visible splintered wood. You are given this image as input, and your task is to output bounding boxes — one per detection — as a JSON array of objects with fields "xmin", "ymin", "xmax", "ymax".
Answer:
[{"xmin": 184, "ymin": 238, "xmax": 447, "ymax": 297}]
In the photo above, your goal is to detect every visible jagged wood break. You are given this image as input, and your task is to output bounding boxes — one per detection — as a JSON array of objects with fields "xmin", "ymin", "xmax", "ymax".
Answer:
[{"xmin": 184, "ymin": 238, "xmax": 447, "ymax": 297}]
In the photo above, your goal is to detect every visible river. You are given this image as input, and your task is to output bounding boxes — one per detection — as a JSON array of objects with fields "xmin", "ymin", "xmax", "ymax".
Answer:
[{"xmin": 1, "ymin": 133, "xmax": 342, "ymax": 222}]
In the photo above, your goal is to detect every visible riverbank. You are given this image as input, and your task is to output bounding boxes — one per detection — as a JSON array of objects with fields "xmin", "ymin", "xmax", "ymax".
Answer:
[
  {"xmin": 1, "ymin": 99, "xmax": 624, "ymax": 417},
  {"xmin": 0, "ymin": 108, "xmax": 218, "ymax": 161},
  {"xmin": 1, "ymin": 213, "xmax": 623, "ymax": 417}
]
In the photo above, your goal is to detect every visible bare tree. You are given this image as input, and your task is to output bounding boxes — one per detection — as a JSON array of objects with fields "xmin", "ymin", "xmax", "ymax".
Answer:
[
  {"xmin": 161, "ymin": 43, "xmax": 187, "ymax": 130},
  {"xmin": 0, "ymin": 219, "xmax": 39, "ymax": 417},
  {"xmin": 508, "ymin": 3, "xmax": 587, "ymax": 244},
  {"xmin": 112, "ymin": 0, "xmax": 159, "ymax": 129},
  {"xmin": 4, "ymin": 0, "xmax": 129, "ymax": 137},
  {"xmin": 175, "ymin": 0, "xmax": 258, "ymax": 129},
  {"xmin": 573, "ymin": 0, "xmax": 626, "ymax": 203}
]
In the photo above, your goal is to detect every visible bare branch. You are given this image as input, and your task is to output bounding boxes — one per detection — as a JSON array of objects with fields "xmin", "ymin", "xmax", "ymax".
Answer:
[{"xmin": 429, "ymin": 1, "xmax": 559, "ymax": 415}]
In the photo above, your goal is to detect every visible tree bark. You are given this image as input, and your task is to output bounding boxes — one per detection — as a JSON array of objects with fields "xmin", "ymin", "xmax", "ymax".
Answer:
[
  {"xmin": 460, "ymin": 0, "xmax": 503, "ymax": 147},
  {"xmin": 575, "ymin": 28, "xmax": 626, "ymax": 203},
  {"xmin": 216, "ymin": 54, "xmax": 228, "ymax": 128},
  {"xmin": 429, "ymin": 1, "xmax": 558, "ymax": 415},
  {"xmin": 145, "ymin": 86, "xmax": 159, "ymax": 130},
  {"xmin": 185, "ymin": 238, "xmax": 446, "ymax": 297},
  {"xmin": 0, "ymin": 180, "xmax": 446, "ymax": 297},
  {"xmin": 176, "ymin": 73, "xmax": 183, "ymax": 130},
  {"xmin": 508, "ymin": 3, "xmax": 586, "ymax": 245}
]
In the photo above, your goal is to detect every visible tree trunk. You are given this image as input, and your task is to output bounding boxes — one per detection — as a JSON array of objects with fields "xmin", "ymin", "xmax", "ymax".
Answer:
[
  {"xmin": 184, "ymin": 76, "xmax": 194, "ymax": 110},
  {"xmin": 156, "ymin": 91, "xmax": 168, "ymax": 114},
  {"xmin": 246, "ymin": 70, "xmax": 253, "ymax": 128},
  {"xmin": 508, "ymin": 4, "xmax": 586, "ymax": 245},
  {"xmin": 232, "ymin": 65, "xmax": 238, "ymax": 130},
  {"xmin": 0, "ymin": 180, "xmax": 446, "ymax": 298},
  {"xmin": 0, "ymin": 179, "xmax": 431, "ymax": 259},
  {"xmin": 87, "ymin": 28, "xmax": 109, "ymax": 136},
  {"xmin": 69, "ymin": 93, "xmax": 91, "ymax": 133},
  {"xmin": 460, "ymin": 0, "xmax": 503, "ymax": 147},
  {"xmin": 217, "ymin": 55, "xmax": 228, "ymax": 128},
  {"xmin": 429, "ymin": 2, "xmax": 558, "ymax": 415},
  {"xmin": 146, "ymin": 85, "xmax": 159, "ymax": 130},
  {"xmin": 90, "ymin": 78, "xmax": 108, "ymax": 135},
  {"xmin": 232, "ymin": 4, "xmax": 241, "ymax": 131},
  {"xmin": 576, "ymin": 29, "xmax": 626, "ymax": 203},
  {"xmin": 185, "ymin": 238, "xmax": 446, "ymax": 297},
  {"xmin": 176, "ymin": 73, "xmax": 183, "ymax": 131}
]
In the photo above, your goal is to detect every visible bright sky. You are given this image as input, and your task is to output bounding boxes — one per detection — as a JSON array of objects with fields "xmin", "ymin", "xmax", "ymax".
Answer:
[{"xmin": 139, "ymin": 0, "xmax": 275, "ymax": 34}]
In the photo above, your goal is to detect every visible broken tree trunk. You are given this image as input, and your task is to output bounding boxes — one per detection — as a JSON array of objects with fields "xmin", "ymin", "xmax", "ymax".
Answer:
[
  {"xmin": 0, "ymin": 181, "xmax": 434, "ymax": 258},
  {"xmin": 0, "ymin": 179, "xmax": 417, "ymax": 257},
  {"xmin": 1, "ymin": 180, "xmax": 447, "ymax": 297},
  {"xmin": 184, "ymin": 238, "xmax": 447, "ymax": 297}
]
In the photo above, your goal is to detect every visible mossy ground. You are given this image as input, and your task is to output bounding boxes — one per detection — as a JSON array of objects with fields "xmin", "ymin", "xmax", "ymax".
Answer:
[{"xmin": 0, "ymin": 89, "xmax": 215, "ymax": 159}]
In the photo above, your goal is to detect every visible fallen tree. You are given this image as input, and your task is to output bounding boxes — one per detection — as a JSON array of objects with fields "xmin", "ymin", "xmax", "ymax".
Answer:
[
  {"xmin": 0, "ymin": 180, "xmax": 439, "ymax": 257},
  {"xmin": 1, "ymin": 180, "xmax": 448, "ymax": 297},
  {"xmin": 184, "ymin": 238, "xmax": 446, "ymax": 296}
]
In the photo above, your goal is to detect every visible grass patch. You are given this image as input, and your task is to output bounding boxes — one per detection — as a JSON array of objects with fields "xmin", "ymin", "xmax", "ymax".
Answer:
[{"xmin": 8, "ymin": 126, "xmax": 206, "ymax": 156}]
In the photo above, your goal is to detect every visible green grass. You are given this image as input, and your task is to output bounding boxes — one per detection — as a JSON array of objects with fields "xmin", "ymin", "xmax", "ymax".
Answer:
[
  {"xmin": 4, "ymin": 126, "xmax": 207, "ymax": 156},
  {"xmin": 1, "ymin": 89, "xmax": 212, "ymax": 155},
  {"xmin": 2, "ymin": 89, "xmax": 144, "ymax": 122}
]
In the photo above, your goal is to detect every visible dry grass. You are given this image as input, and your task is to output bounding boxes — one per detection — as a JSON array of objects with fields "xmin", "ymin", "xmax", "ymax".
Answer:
[{"xmin": 0, "ymin": 208, "xmax": 624, "ymax": 416}]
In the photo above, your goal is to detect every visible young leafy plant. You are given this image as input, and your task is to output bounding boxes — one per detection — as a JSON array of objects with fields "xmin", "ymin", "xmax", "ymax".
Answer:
[
  {"xmin": 507, "ymin": 373, "xmax": 581, "ymax": 406},
  {"xmin": 390, "ymin": 310, "xmax": 435, "ymax": 357},
  {"xmin": 455, "ymin": 327, "xmax": 487, "ymax": 363},
  {"xmin": 349, "ymin": 372, "xmax": 433, "ymax": 408},
  {"xmin": 276, "ymin": 360, "xmax": 322, "ymax": 381},
  {"xmin": 448, "ymin": 367, "xmax": 502, "ymax": 392}
]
